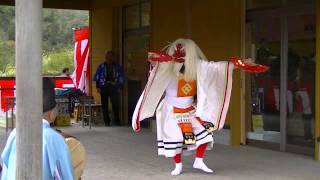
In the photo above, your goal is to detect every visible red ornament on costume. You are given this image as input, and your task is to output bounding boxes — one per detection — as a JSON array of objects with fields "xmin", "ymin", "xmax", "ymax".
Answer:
[
  {"xmin": 147, "ymin": 51, "xmax": 173, "ymax": 62},
  {"xmin": 147, "ymin": 44, "xmax": 187, "ymax": 63},
  {"xmin": 229, "ymin": 57, "xmax": 270, "ymax": 73},
  {"xmin": 173, "ymin": 43, "xmax": 186, "ymax": 62}
]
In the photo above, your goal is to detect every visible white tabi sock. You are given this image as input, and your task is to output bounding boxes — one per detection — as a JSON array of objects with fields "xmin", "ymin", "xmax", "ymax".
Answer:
[
  {"xmin": 193, "ymin": 157, "xmax": 213, "ymax": 173},
  {"xmin": 171, "ymin": 163, "xmax": 183, "ymax": 176}
]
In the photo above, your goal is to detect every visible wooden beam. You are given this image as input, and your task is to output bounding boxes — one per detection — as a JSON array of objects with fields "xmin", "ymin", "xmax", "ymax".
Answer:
[
  {"xmin": 1, "ymin": 0, "xmax": 91, "ymax": 10},
  {"xmin": 15, "ymin": 0, "xmax": 43, "ymax": 179},
  {"xmin": 43, "ymin": 0, "xmax": 91, "ymax": 10}
]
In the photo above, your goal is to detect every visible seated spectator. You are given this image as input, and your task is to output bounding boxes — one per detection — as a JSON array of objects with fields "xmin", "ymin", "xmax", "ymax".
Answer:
[
  {"xmin": 1, "ymin": 77, "xmax": 74, "ymax": 180},
  {"xmin": 61, "ymin": 68, "xmax": 70, "ymax": 77}
]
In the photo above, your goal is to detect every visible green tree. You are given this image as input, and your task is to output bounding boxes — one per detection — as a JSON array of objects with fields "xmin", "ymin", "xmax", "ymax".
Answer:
[
  {"xmin": 42, "ymin": 48, "xmax": 74, "ymax": 76},
  {"xmin": 43, "ymin": 9, "xmax": 89, "ymax": 52},
  {"xmin": 0, "ymin": 6, "xmax": 15, "ymax": 41},
  {"xmin": 0, "ymin": 41, "xmax": 15, "ymax": 76},
  {"xmin": 0, "ymin": 6, "xmax": 89, "ymax": 77},
  {"xmin": 0, "ymin": 6, "xmax": 15, "ymax": 76}
]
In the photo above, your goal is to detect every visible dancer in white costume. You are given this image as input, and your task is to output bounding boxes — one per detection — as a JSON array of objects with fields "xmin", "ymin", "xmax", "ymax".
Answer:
[{"xmin": 132, "ymin": 39, "xmax": 268, "ymax": 175}]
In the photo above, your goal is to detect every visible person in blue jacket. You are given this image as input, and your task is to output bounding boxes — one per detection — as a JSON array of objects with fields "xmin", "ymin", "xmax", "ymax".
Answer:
[
  {"xmin": 1, "ymin": 77, "xmax": 74, "ymax": 180},
  {"xmin": 93, "ymin": 51, "xmax": 125, "ymax": 126}
]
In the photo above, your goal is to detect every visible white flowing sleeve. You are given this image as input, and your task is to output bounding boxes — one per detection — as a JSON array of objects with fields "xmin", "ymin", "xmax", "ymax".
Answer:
[{"xmin": 196, "ymin": 60, "xmax": 234, "ymax": 130}]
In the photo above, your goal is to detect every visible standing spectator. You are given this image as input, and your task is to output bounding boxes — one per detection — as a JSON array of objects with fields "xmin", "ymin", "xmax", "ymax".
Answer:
[{"xmin": 93, "ymin": 51, "xmax": 125, "ymax": 126}]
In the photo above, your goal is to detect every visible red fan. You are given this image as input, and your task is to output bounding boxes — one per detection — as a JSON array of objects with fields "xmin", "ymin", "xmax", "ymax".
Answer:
[
  {"xmin": 229, "ymin": 57, "xmax": 270, "ymax": 73},
  {"xmin": 147, "ymin": 51, "xmax": 173, "ymax": 62}
]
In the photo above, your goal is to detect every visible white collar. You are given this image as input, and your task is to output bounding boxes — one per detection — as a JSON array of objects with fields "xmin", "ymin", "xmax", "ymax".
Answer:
[{"xmin": 42, "ymin": 119, "xmax": 50, "ymax": 125}]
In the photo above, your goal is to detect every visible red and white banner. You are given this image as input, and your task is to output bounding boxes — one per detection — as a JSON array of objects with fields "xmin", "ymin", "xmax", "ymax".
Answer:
[{"xmin": 71, "ymin": 27, "xmax": 90, "ymax": 94}]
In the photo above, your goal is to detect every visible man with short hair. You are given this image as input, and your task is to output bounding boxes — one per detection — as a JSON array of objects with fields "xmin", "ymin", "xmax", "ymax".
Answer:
[
  {"xmin": 93, "ymin": 51, "xmax": 125, "ymax": 126},
  {"xmin": 1, "ymin": 77, "xmax": 74, "ymax": 180}
]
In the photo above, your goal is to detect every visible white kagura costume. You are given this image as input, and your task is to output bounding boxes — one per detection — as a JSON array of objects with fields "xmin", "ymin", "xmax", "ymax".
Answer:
[{"xmin": 132, "ymin": 60, "xmax": 234, "ymax": 157}]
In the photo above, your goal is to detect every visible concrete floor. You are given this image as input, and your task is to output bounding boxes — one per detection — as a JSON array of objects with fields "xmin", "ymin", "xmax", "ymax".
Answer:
[{"xmin": 1, "ymin": 126, "xmax": 320, "ymax": 180}]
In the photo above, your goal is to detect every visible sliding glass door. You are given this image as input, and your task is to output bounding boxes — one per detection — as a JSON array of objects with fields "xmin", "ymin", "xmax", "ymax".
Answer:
[{"xmin": 246, "ymin": 0, "xmax": 316, "ymax": 155}]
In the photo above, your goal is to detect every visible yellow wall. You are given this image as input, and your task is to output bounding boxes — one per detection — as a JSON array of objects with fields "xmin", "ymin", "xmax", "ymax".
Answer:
[
  {"xmin": 90, "ymin": 0, "xmax": 114, "ymax": 102},
  {"xmin": 151, "ymin": 0, "xmax": 243, "ymax": 145},
  {"xmin": 191, "ymin": 0, "xmax": 243, "ymax": 145},
  {"xmin": 151, "ymin": 0, "xmax": 189, "ymax": 49},
  {"xmin": 315, "ymin": 0, "xmax": 320, "ymax": 161},
  {"xmin": 90, "ymin": 0, "xmax": 129, "ymax": 102}
]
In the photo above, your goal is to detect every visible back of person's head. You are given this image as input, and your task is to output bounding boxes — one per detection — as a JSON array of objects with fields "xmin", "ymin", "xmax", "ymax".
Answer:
[
  {"xmin": 62, "ymin": 68, "xmax": 69, "ymax": 74},
  {"xmin": 105, "ymin": 50, "xmax": 115, "ymax": 63},
  {"xmin": 43, "ymin": 77, "xmax": 56, "ymax": 113}
]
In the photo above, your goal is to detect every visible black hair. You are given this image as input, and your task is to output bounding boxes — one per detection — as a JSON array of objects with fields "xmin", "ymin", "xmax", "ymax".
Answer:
[
  {"xmin": 62, "ymin": 68, "xmax": 69, "ymax": 73},
  {"xmin": 179, "ymin": 64, "xmax": 185, "ymax": 74},
  {"xmin": 43, "ymin": 77, "xmax": 56, "ymax": 113},
  {"xmin": 106, "ymin": 50, "xmax": 114, "ymax": 56}
]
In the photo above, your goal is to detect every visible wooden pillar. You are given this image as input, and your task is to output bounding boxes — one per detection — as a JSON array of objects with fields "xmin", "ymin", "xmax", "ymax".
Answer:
[
  {"xmin": 230, "ymin": 0, "xmax": 243, "ymax": 146},
  {"xmin": 240, "ymin": 0, "xmax": 246, "ymax": 144},
  {"xmin": 15, "ymin": 0, "xmax": 43, "ymax": 179},
  {"xmin": 315, "ymin": 0, "xmax": 320, "ymax": 161}
]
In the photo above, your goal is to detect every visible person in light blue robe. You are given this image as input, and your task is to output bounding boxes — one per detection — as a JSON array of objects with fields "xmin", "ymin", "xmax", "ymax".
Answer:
[{"xmin": 1, "ymin": 77, "xmax": 74, "ymax": 180}]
